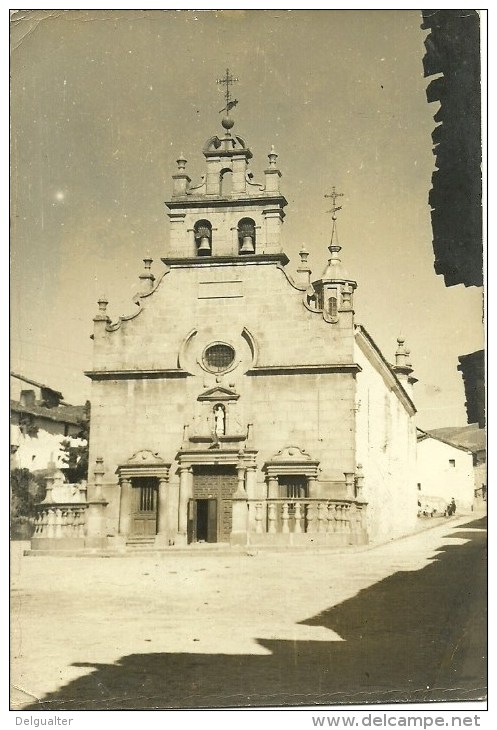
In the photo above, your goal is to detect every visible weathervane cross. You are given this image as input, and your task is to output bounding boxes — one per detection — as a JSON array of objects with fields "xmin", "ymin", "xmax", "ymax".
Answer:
[
  {"xmin": 325, "ymin": 186, "xmax": 344, "ymax": 220},
  {"xmin": 217, "ymin": 68, "xmax": 239, "ymax": 113}
]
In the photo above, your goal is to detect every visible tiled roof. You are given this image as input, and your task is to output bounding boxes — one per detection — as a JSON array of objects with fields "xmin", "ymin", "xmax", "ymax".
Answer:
[
  {"xmin": 10, "ymin": 372, "xmax": 64, "ymax": 399},
  {"xmin": 427, "ymin": 424, "xmax": 486, "ymax": 454},
  {"xmin": 10, "ymin": 400, "xmax": 86, "ymax": 426}
]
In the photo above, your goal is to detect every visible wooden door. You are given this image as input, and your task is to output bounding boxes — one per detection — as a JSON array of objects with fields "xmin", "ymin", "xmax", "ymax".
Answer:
[
  {"xmin": 192, "ymin": 466, "xmax": 237, "ymax": 542},
  {"xmin": 131, "ymin": 477, "xmax": 158, "ymax": 536},
  {"xmin": 207, "ymin": 499, "xmax": 218, "ymax": 543}
]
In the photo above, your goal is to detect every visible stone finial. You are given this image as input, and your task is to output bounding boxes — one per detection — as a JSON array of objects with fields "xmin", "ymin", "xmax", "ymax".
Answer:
[
  {"xmin": 139, "ymin": 255, "xmax": 155, "ymax": 292},
  {"xmin": 395, "ymin": 337, "xmax": 407, "ymax": 367},
  {"xmin": 176, "ymin": 154, "xmax": 187, "ymax": 171},
  {"xmin": 172, "ymin": 154, "xmax": 191, "ymax": 197},
  {"xmin": 268, "ymin": 145, "xmax": 278, "ymax": 168},
  {"xmin": 97, "ymin": 296, "xmax": 108, "ymax": 314},
  {"xmin": 93, "ymin": 457, "xmax": 105, "ymax": 501},
  {"xmin": 94, "ymin": 296, "xmax": 110, "ymax": 324},
  {"xmin": 299, "ymin": 246, "xmax": 310, "ymax": 265},
  {"xmin": 264, "ymin": 146, "xmax": 282, "ymax": 192},
  {"xmin": 297, "ymin": 246, "xmax": 312, "ymax": 287},
  {"xmin": 94, "ymin": 457, "xmax": 105, "ymax": 480},
  {"xmin": 393, "ymin": 338, "xmax": 415, "ymax": 384}
]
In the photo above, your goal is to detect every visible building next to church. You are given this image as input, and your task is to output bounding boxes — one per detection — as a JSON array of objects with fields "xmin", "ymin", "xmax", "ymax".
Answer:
[
  {"xmin": 416, "ymin": 428, "xmax": 475, "ymax": 515},
  {"xmin": 10, "ymin": 372, "xmax": 87, "ymax": 473},
  {"xmin": 31, "ymin": 76, "xmax": 418, "ymax": 551},
  {"xmin": 417, "ymin": 424, "xmax": 486, "ymax": 515}
]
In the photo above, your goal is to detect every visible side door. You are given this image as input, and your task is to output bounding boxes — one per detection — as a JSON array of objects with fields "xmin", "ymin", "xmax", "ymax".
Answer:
[{"xmin": 131, "ymin": 478, "xmax": 158, "ymax": 536}]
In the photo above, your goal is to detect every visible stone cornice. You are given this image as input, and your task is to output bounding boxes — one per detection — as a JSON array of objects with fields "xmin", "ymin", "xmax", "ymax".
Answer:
[
  {"xmin": 161, "ymin": 253, "xmax": 289, "ymax": 267},
  {"xmin": 165, "ymin": 194, "xmax": 287, "ymax": 209},
  {"xmin": 176, "ymin": 448, "xmax": 258, "ymax": 467},
  {"xmin": 355, "ymin": 324, "xmax": 417, "ymax": 415},
  {"xmin": 246, "ymin": 363, "xmax": 361, "ymax": 376},
  {"xmin": 85, "ymin": 369, "xmax": 190, "ymax": 381}
]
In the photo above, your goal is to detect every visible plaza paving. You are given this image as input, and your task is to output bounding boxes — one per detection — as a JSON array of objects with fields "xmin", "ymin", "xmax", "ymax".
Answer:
[{"xmin": 11, "ymin": 515, "xmax": 486, "ymax": 710}]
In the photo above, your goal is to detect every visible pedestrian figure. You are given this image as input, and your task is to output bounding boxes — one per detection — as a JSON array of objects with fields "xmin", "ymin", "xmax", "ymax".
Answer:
[{"xmin": 450, "ymin": 497, "xmax": 456, "ymax": 516}]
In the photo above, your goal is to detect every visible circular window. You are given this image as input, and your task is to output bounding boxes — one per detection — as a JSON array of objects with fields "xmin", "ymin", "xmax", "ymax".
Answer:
[{"xmin": 203, "ymin": 343, "xmax": 235, "ymax": 373}]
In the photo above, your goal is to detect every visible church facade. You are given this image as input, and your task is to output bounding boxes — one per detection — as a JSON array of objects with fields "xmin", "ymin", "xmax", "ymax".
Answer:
[{"xmin": 36, "ymin": 96, "xmax": 418, "ymax": 552}]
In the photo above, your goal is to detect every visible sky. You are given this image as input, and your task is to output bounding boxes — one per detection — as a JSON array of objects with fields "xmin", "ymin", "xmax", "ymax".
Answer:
[{"xmin": 10, "ymin": 9, "xmax": 484, "ymax": 429}]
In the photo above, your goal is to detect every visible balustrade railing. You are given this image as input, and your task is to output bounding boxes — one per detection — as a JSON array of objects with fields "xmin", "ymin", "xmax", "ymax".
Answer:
[
  {"xmin": 250, "ymin": 499, "xmax": 365, "ymax": 536},
  {"xmin": 33, "ymin": 504, "xmax": 88, "ymax": 539}
]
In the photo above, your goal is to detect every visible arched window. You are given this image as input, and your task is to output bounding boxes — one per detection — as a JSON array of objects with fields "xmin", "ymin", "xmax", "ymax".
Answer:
[
  {"xmin": 328, "ymin": 296, "xmax": 338, "ymax": 319},
  {"xmin": 238, "ymin": 217, "xmax": 256, "ymax": 254},
  {"xmin": 220, "ymin": 169, "xmax": 233, "ymax": 196},
  {"xmin": 194, "ymin": 220, "xmax": 212, "ymax": 256}
]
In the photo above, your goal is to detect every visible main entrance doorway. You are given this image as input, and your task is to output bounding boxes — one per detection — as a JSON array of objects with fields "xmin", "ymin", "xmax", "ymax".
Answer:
[
  {"xmin": 131, "ymin": 477, "xmax": 158, "ymax": 536},
  {"xmin": 187, "ymin": 466, "xmax": 238, "ymax": 544}
]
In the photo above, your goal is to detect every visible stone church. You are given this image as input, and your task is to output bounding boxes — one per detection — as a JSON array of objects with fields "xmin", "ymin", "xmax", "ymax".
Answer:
[{"xmin": 32, "ymin": 84, "xmax": 418, "ymax": 552}]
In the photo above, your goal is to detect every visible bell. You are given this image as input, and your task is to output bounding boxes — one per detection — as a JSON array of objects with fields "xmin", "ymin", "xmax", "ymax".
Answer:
[
  {"xmin": 240, "ymin": 234, "xmax": 255, "ymax": 254},
  {"xmin": 197, "ymin": 236, "xmax": 211, "ymax": 255}
]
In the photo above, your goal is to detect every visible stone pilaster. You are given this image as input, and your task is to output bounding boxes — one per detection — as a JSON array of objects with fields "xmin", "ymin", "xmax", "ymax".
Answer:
[
  {"xmin": 118, "ymin": 478, "xmax": 132, "ymax": 536},
  {"xmin": 231, "ymin": 464, "xmax": 248, "ymax": 545},
  {"xmin": 245, "ymin": 465, "xmax": 257, "ymax": 499},
  {"xmin": 307, "ymin": 475, "xmax": 318, "ymax": 498},
  {"xmin": 267, "ymin": 475, "xmax": 279, "ymax": 499},
  {"xmin": 157, "ymin": 477, "xmax": 169, "ymax": 536},
  {"xmin": 178, "ymin": 466, "xmax": 193, "ymax": 544}
]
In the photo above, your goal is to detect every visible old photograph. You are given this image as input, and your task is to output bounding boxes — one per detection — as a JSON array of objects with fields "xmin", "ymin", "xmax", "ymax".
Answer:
[{"xmin": 10, "ymin": 9, "xmax": 486, "ymax": 713}]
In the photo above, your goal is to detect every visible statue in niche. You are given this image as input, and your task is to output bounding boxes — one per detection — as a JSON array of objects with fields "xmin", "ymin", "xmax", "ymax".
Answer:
[{"xmin": 214, "ymin": 404, "xmax": 226, "ymax": 436}]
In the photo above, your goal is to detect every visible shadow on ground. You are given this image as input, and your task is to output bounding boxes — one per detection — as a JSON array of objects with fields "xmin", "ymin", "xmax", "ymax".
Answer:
[{"xmin": 24, "ymin": 519, "xmax": 487, "ymax": 710}]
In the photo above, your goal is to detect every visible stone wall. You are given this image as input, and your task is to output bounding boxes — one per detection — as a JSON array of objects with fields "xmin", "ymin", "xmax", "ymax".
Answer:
[
  {"xmin": 89, "ymin": 260, "xmax": 358, "ymax": 539},
  {"xmin": 417, "ymin": 437, "xmax": 475, "ymax": 513},
  {"xmin": 354, "ymin": 334, "xmax": 418, "ymax": 542}
]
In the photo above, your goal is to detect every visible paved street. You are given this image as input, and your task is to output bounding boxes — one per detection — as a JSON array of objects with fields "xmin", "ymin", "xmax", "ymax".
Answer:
[{"xmin": 11, "ymin": 515, "xmax": 486, "ymax": 710}]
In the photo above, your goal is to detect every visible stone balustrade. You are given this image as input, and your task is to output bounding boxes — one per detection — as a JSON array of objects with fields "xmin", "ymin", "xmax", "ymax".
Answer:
[
  {"xmin": 33, "ymin": 504, "xmax": 88, "ymax": 539},
  {"xmin": 248, "ymin": 498, "xmax": 367, "ymax": 545}
]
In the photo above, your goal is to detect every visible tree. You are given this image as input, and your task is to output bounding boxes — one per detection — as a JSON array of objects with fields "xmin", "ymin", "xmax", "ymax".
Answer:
[
  {"xmin": 60, "ymin": 400, "xmax": 90, "ymax": 483},
  {"xmin": 10, "ymin": 468, "xmax": 45, "ymax": 520}
]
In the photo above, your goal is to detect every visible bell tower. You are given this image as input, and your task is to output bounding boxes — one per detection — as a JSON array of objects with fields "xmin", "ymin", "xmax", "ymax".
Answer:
[{"xmin": 164, "ymin": 69, "xmax": 288, "ymax": 264}]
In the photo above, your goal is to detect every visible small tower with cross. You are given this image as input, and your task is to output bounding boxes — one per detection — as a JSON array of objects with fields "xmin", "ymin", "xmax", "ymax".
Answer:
[{"xmin": 310, "ymin": 187, "xmax": 357, "ymax": 331}]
